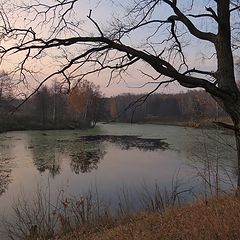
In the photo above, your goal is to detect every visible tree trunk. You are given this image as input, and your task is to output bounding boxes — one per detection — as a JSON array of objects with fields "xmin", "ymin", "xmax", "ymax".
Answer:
[
  {"xmin": 213, "ymin": 95, "xmax": 240, "ymax": 191},
  {"xmin": 215, "ymin": 0, "xmax": 240, "ymax": 191},
  {"xmin": 235, "ymin": 127, "xmax": 240, "ymax": 190},
  {"xmin": 223, "ymin": 100, "xmax": 240, "ymax": 191},
  {"xmin": 216, "ymin": 0, "xmax": 237, "ymax": 93}
]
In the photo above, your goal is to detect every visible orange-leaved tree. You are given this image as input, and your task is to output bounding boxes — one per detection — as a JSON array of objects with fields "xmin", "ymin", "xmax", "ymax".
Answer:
[{"xmin": 69, "ymin": 80, "xmax": 101, "ymax": 126}]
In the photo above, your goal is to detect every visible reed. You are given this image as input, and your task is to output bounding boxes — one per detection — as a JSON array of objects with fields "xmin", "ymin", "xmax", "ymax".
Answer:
[{"xmin": 2, "ymin": 180, "xmax": 190, "ymax": 240}]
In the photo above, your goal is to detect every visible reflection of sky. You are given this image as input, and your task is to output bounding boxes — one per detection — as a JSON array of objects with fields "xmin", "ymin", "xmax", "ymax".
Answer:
[
  {"xmin": 0, "ymin": 124, "xmax": 236, "ymax": 204},
  {"xmin": 0, "ymin": 123, "xmax": 237, "ymax": 239}
]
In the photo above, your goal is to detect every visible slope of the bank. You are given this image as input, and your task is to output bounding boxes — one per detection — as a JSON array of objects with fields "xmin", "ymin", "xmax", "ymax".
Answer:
[{"xmin": 58, "ymin": 195, "xmax": 240, "ymax": 240}]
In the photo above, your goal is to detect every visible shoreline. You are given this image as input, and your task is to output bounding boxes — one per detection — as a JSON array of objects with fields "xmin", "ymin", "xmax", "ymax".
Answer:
[
  {"xmin": 57, "ymin": 194, "xmax": 240, "ymax": 240},
  {"xmin": 0, "ymin": 119, "xmax": 233, "ymax": 134}
]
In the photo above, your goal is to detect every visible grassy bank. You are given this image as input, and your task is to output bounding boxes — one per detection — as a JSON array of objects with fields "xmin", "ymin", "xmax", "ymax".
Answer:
[
  {"xmin": 0, "ymin": 115, "xmax": 93, "ymax": 133},
  {"xmin": 3, "ymin": 186, "xmax": 239, "ymax": 239},
  {"xmin": 58, "ymin": 195, "xmax": 240, "ymax": 240},
  {"xmin": 138, "ymin": 116, "xmax": 233, "ymax": 130}
]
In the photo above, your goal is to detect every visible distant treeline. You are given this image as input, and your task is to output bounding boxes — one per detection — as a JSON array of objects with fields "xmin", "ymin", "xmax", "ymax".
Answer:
[
  {"xmin": 0, "ymin": 84, "xmax": 228, "ymax": 132},
  {"xmin": 104, "ymin": 90, "xmax": 228, "ymax": 126},
  {"xmin": 0, "ymin": 80, "xmax": 103, "ymax": 132}
]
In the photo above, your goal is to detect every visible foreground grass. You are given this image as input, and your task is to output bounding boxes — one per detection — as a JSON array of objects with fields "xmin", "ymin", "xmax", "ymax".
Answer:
[{"xmin": 58, "ymin": 195, "xmax": 240, "ymax": 240}]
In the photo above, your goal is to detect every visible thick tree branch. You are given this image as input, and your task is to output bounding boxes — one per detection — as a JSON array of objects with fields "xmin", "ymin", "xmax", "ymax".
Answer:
[
  {"xmin": 0, "ymin": 0, "xmax": 237, "ymax": 111},
  {"xmin": 213, "ymin": 121, "xmax": 235, "ymax": 131},
  {"xmin": 205, "ymin": 7, "xmax": 219, "ymax": 22},
  {"xmin": 187, "ymin": 6, "xmax": 219, "ymax": 22},
  {"xmin": 1, "ymin": 33, "xmax": 229, "ymax": 101},
  {"xmin": 163, "ymin": 0, "xmax": 217, "ymax": 43},
  {"xmin": 187, "ymin": 13, "xmax": 217, "ymax": 21},
  {"xmin": 183, "ymin": 68, "xmax": 217, "ymax": 78}
]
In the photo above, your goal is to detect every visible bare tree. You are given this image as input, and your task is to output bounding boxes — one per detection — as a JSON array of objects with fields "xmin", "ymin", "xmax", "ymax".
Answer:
[
  {"xmin": 33, "ymin": 86, "xmax": 52, "ymax": 128},
  {"xmin": 0, "ymin": 71, "xmax": 12, "ymax": 101},
  {"xmin": 0, "ymin": 1, "xmax": 240, "ymax": 186}
]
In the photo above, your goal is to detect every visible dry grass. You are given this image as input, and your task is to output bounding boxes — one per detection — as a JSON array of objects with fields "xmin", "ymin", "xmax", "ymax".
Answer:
[
  {"xmin": 2, "ymin": 181, "xmax": 186, "ymax": 239},
  {"xmin": 58, "ymin": 195, "xmax": 240, "ymax": 240}
]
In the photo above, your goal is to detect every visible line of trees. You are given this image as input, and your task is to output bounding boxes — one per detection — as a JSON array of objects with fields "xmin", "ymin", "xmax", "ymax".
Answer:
[
  {"xmin": 0, "ymin": 71, "xmax": 229, "ymax": 131},
  {"xmin": 107, "ymin": 91, "xmax": 228, "ymax": 126},
  {"xmin": 0, "ymin": 78, "xmax": 103, "ymax": 131}
]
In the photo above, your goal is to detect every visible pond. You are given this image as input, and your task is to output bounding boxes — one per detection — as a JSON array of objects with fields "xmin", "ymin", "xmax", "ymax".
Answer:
[{"xmin": 0, "ymin": 123, "xmax": 237, "ymax": 238}]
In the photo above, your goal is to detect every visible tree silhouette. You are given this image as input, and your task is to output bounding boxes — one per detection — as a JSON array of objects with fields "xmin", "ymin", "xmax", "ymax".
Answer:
[{"xmin": 0, "ymin": 1, "xmax": 240, "ymax": 187}]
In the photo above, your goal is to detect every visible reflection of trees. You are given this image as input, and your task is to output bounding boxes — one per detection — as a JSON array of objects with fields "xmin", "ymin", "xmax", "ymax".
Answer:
[
  {"xmin": 27, "ymin": 132, "xmax": 169, "ymax": 176},
  {"xmin": 0, "ymin": 143, "xmax": 13, "ymax": 195},
  {"xmin": 0, "ymin": 157, "xmax": 12, "ymax": 195},
  {"xmin": 58, "ymin": 139, "xmax": 106, "ymax": 174},
  {"xmin": 37, "ymin": 158, "xmax": 61, "ymax": 178},
  {"xmin": 79, "ymin": 135, "xmax": 169, "ymax": 152},
  {"xmin": 59, "ymin": 134, "xmax": 169, "ymax": 174},
  {"xmin": 28, "ymin": 132, "xmax": 106, "ymax": 175},
  {"xmin": 70, "ymin": 148, "xmax": 106, "ymax": 174},
  {"xmin": 28, "ymin": 133, "xmax": 61, "ymax": 178}
]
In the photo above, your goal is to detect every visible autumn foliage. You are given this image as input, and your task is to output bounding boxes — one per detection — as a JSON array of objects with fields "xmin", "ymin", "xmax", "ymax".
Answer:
[{"xmin": 69, "ymin": 80, "xmax": 101, "ymax": 124}]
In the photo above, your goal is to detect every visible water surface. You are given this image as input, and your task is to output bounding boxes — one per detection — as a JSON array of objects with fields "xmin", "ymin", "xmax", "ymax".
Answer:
[{"xmin": 0, "ymin": 123, "xmax": 237, "ymax": 237}]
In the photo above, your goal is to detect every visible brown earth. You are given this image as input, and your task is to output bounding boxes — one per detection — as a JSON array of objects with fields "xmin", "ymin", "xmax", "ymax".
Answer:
[{"xmin": 57, "ymin": 195, "xmax": 240, "ymax": 240}]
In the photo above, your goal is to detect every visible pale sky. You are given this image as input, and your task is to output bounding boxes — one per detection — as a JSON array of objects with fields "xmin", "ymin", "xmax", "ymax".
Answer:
[{"xmin": 1, "ymin": 0, "xmax": 239, "ymax": 97}]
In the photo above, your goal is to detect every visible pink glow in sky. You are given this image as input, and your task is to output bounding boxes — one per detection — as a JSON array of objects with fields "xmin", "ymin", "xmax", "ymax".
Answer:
[{"xmin": 1, "ymin": 0, "xmax": 238, "ymax": 97}]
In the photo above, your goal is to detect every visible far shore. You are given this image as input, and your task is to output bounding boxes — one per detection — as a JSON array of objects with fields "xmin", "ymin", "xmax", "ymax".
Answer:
[{"xmin": 0, "ymin": 117, "xmax": 234, "ymax": 135}]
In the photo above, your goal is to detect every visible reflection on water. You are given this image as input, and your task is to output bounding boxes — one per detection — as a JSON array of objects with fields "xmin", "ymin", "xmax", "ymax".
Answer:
[
  {"xmin": 68, "ymin": 143, "xmax": 106, "ymax": 174},
  {"xmin": 76, "ymin": 135, "xmax": 169, "ymax": 151},
  {"xmin": 0, "ymin": 138, "xmax": 14, "ymax": 195},
  {"xmin": 0, "ymin": 124, "xmax": 237, "ymax": 240},
  {"xmin": 25, "ymin": 133, "xmax": 170, "ymax": 177},
  {"xmin": 57, "ymin": 137, "xmax": 106, "ymax": 174},
  {"xmin": 28, "ymin": 134, "xmax": 62, "ymax": 177},
  {"xmin": 0, "ymin": 124, "xmax": 237, "ymax": 214},
  {"xmin": 0, "ymin": 124, "xmax": 237, "ymax": 198},
  {"xmin": 0, "ymin": 154, "xmax": 12, "ymax": 195}
]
